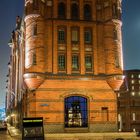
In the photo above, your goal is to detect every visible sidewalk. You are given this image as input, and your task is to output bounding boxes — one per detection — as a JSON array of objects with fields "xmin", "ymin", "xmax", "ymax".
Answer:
[
  {"xmin": 7, "ymin": 125, "xmax": 140, "ymax": 140},
  {"xmin": 7, "ymin": 124, "xmax": 21, "ymax": 138}
]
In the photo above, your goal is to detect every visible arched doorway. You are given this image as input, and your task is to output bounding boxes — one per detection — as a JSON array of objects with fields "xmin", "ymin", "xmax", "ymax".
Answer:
[{"xmin": 65, "ymin": 96, "xmax": 88, "ymax": 128}]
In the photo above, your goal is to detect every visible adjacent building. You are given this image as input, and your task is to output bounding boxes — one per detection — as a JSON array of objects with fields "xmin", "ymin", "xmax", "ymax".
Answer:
[
  {"xmin": 118, "ymin": 70, "xmax": 140, "ymax": 132},
  {"xmin": 6, "ymin": 0, "xmax": 124, "ymax": 133}
]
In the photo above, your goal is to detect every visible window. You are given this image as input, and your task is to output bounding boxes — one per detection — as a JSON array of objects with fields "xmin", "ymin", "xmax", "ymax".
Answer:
[
  {"xmin": 58, "ymin": 55, "xmax": 66, "ymax": 70},
  {"xmin": 131, "ymin": 74, "xmax": 134, "ymax": 78},
  {"xmin": 65, "ymin": 96, "xmax": 88, "ymax": 128},
  {"xmin": 115, "ymin": 50, "xmax": 120, "ymax": 68},
  {"xmin": 58, "ymin": 28, "xmax": 66, "ymax": 44},
  {"xmin": 72, "ymin": 55, "xmax": 79, "ymax": 70},
  {"xmin": 71, "ymin": 28, "xmax": 79, "ymax": 43},
  {"xmin": 84, "ymin": 4, "xmax": 92, "ymax": 20},
  {"xmin": 138, "ymin": 74, "xmax": 140, "ymax": 78},
  {"xmin": 32, "ymin": 24, "xmax": 37, "ymax": 36},
  {"xmin": 131, "ymin": 92, "xmax": 135, "ymax": 96},
  {"xmin": 101, "ymin": 107, "xmax": 109, "ymax": 122},
  {"xmin": 113, "ymin": 28, "xmax": 118, "ymax": 41},
  {"xmin": 131, "ymin": 80, "xmax": 135, "ymax": 84},
  {"xmin": 58, "ymin": 2, "xmax": 66, "ymax": 19},
  {"xmin": 132, "ymin": 113, "xmax": 136, "ymax": 121},
  {"xmin": 32, "ymin": 53, "xmax": 37, "ymax": 65},
  {"xmin": 33, "ymin": 0, "xmax": 39, "ymax": 10},
  {"xmin": 71, "ymin": 3, "xmax": 79, "ymax": 20},
  {"xmin": 112, "ymin": 4, "xmax": 118, "ymax": 19},
  {"xmin": 85, "ymin": 55, "xmax": 92, "ymax": 71},
  {"xmin": 132, "ymin": 86, "xmax": 134, "ymax": 90},
  {"xmin": 84, "ymin": 29, "xmax": 92, "ymax": 44}
]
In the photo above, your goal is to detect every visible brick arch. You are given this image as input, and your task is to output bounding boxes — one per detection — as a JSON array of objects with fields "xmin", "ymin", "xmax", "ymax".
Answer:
[{"xmin": 59, "ymin": 90, "xmax": 92, "ymax": 101}]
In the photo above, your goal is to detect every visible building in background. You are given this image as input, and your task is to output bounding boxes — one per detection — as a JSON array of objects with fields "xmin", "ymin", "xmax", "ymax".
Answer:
[
  {"xmin": 6, "ymin": 0, "xmax": 124, "ymax": 133},
  {"xmin": 5, "ymin": 16, "xmax": 26, "ymax": 128},
  {"xmin": 118, "ymin": 70, "xmax": 140, "ymax": 132}
]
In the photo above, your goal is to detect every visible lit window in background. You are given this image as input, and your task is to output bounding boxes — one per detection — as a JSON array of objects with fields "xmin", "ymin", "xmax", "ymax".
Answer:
[
  {"xmin": 131, "ymin": 80, "xmax": 134, "ymax": 84},
  {"xmin": 132, "ymin": 113, "xmax": 136, "ymax": 121},
  {"xmin": 131, "ymin": 74, "xmax": 134, "ymax": 78},
  {"xmin": 131, "ymin": 92, "xmax": 135, "ymax": 96}
]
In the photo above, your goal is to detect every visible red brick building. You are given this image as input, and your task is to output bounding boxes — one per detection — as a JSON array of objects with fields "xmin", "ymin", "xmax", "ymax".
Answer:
[{"xmin": 7, "ymin": 0, "xmax": 124, "ymax": 133}]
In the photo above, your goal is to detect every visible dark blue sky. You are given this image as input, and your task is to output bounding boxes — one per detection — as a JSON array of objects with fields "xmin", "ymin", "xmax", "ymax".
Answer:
[{"xmin": 0, "ymin": 0, "xmax": 140, "ymax": 108}]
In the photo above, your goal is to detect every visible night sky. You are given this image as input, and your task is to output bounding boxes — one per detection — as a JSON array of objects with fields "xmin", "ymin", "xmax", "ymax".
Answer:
[{"xmin": 0, "ymin": 0, "xmax": 140, "ymax": 108}]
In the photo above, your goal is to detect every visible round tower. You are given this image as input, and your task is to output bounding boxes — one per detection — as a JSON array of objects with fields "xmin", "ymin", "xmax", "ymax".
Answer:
[
  {"xmin": 102, "ymin": 0, "xmax": 124, "ymax": 91},
  {"xmin": 24, "ymin": 0, "xmax": 46, "ymax": 90}
]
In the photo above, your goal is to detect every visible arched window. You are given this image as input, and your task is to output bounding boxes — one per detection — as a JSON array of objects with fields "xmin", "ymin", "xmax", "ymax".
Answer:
[
  {"xmin": 65, "ymin": 96, "xmax": 88, "ymax": 128},
  {"xmin": 84, "ymin": 4, "xmax": 92, "ymax": 20},
  {"xmin": 58, "ymin": 2, "xmax": 66, "ymax": 19},
  {"xmin": 71, "ymin": 3, "xmax": 79, "ymax": 20}
]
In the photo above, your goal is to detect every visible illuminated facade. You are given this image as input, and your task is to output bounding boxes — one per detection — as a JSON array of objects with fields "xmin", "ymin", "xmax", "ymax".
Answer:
[
  {"xmin": 7, "ymin": 0, "xmax": 124, "ymax": 133},
  {"xmin": 118, "ymin": 70, "xmax": 140, "ymax": 132},
  {"xmin": 6, "ymin": 16, "xmax": 26, "ymax": 128}
]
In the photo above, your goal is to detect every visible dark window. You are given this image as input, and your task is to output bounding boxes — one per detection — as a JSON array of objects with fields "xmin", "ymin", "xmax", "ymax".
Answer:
[
  {"xmin": 113, "ymin": 28, "xmax": 118, "ymax": 41},
  {"xmin": 71, "ymin": 28, "xmax": 79, "ymax": 44},
  {"xmin": 71, "ymin": 3, "xmax": 79, "ymax": 20},
  {"xmin": 72, "ymin": 55, "xmax": 79, "ymax": 70},
  {"xmin": 58, "ymin": 2, "xmax": 66, "ymax": 19},
  {"xmin": 84, "ymin": 29, "xmax": 92, "ymax": 44},
  {"xmin": 65, "ymin": 96, "xmax": 88, "ymax": 128},
  {"xmin": 58, "ymin": 55, "xmax": 66, "ymax": 70},
  {"xmin": 32, "ymin": 53, "xmax": 37, "ymax": 65},
  {"xmin": 84, "ymin": 4, "xmax": 92, "ymax": 20},
  {"xmin": 85, "ymin": 55, "xmax": 92, "ymax": 71},
  {"xmin": 32, "ymin": 24, "xmax": 37, "ymax": 36},
  {"xmin": 33, "ymin": 0, "xmax": 39, "ymax": 10},
  {"xmin": 115, "ymin": 51, "xmax": 120, "ymax": 68},
  {"xmin": 58, "ymin": 28, "xmax": 66, "ymax": 44},
  {"xmin": 112, "ymin": 4, "xmax": 118, "ymax": 19}
]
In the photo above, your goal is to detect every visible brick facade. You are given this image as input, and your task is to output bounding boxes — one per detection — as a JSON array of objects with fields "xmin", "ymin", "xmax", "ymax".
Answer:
[{"xmin": 22, "ymin": 0, "xmax": 123, "ymax": 133}]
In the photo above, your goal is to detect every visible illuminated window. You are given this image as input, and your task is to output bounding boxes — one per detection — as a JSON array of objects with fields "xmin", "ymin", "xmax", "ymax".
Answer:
[
  {"xmin": 58, "ymin": 55, "xmax": 66, "ymax": 70},
  {"xmin": 131, "ymin": 80, "xmax": 134, "ymax": 84},
  {"xmin": 65, "ymin": 96, "xmax": 88, "ymax": 128},
  {"xmin": 131, "ymin": 74, "xmax": 134, "ymax": 78},
  {"xmin": 71, "ymin": 27, "xmax": 79, "ymax": 43},
  {"xmin": 139, "ymin": 75, "xmax": 140, "ymax": 78},
  {"xmin": 84, "ymin": 4, "xmax": 92, "ymax": 20},
  {"xmin": 131, "ymin": 92, "xmax": 135, "ymax": 96},
  {"xmin": 72, "ymin": 55, "xmax": 79, "ymax": 70},
  {"xmin": 132, "ymin": 113, "xmax": 136, "ymax": 121},
  {"xmin": 85, "ymin": 55, "xmax": 92, "ymax": 71},
  {"xmin": 132, "ymin": 86, "xmax": 134, "ymax": 90}
]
